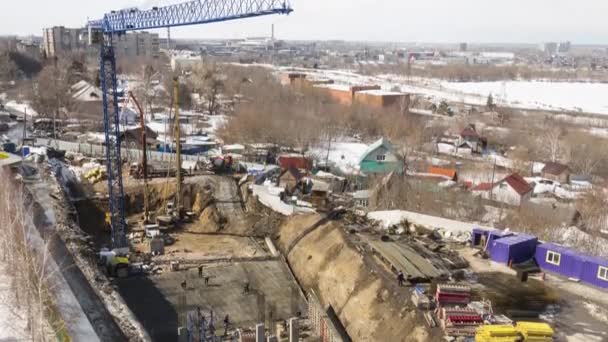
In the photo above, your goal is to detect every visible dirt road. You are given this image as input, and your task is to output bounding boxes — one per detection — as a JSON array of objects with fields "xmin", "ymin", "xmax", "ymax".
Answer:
[{"xmin": 213, "ymin": 176, "xmax": 244, "ymax": 217}]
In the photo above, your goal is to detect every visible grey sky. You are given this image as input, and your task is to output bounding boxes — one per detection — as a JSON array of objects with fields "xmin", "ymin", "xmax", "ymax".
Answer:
[{"xmin": 1, "ymin": 0, "xmax": 607, "ymax": 44}]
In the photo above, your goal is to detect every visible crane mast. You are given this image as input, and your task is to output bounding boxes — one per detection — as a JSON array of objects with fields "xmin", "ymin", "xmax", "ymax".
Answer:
[
  {"xmin": 89, "ymin": 0, "xmax": 292, "ymax": 252},
  {"xmin": 173, "ymin": 77, "xmax": 183, "ymax": 216}
]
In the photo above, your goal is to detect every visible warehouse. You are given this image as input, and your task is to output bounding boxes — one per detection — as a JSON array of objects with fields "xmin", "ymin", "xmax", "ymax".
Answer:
[{"xmin": 354, "ymin": 89, "xmax": 410, "ymax": 109}]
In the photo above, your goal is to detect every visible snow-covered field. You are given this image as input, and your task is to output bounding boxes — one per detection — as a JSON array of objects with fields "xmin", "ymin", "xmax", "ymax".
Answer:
[
  {"xmin": 441, "ymin": 81, "xmax": 608, "ymax": 115},
  {"xmin": 265, "ymin": 65, "xmax": 608, "ymax": 116}
]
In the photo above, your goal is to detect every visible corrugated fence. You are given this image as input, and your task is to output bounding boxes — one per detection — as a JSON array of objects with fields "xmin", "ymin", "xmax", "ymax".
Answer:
[{"xmin": 35, "ymin": 138, "xmax": 202, "ymax": 162}]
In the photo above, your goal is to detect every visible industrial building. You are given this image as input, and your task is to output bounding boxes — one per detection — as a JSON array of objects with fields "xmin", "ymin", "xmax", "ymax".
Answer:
[{"xmin": 354, "ymin": 89, "xmax": 410, "ymax": 109}]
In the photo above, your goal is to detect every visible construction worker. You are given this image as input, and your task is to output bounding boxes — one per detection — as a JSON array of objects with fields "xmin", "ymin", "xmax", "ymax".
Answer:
[
  {"xmin": 208, "ymin": 320, "xmax": 215, "ymax": 341},
  {"xmin": 186, "ymin": 310, "xmax": 195, "ymax": 342},
  {"xmin": 243, "ymin": 282, "xmax": 250, "ymax": 294},
  {"xmin": 199, "ymin": 313, "xmax": 206, "ymax": 342},
  {"xmin": 397, "ymin": 270, "xmax": 405, "ymax": 287},
  {"xmin": 198, "ymin": 265, "xmax": 203, "ymax": 278},
  {"xmin": 223, "ymin": 314, "xmax": 230, "ymax": 337},
  {"xmin": 105, "ymin": 212, "xmax": 112, "ymax": 231},
  {"xmin": 204, "ymin": 276, "xmax": 210, "ymax": 286}
]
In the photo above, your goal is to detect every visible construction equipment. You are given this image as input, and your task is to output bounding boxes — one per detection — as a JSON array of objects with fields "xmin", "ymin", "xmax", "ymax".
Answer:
[
  {"xmin": 87, "ymin": 0, "xmax": 293, "ymax": 255},
  {"xmin": 125, "ymin": 91, "xmax": 150, "ymax": 222},
  {"xmin": 130, "ymin": 161, "xmax": 181, "ymax": 179}
]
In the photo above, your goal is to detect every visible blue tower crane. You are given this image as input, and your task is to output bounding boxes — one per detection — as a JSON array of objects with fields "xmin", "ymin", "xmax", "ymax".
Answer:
[{"xmin": 89, "ymin": 0, "xmax": 292, "ymax": 252}]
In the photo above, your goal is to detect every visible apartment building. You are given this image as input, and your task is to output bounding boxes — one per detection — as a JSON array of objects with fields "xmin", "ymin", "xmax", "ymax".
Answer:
[{"xmin": 43, "ymin": 26, "xmax": 160, "ymax": 58}]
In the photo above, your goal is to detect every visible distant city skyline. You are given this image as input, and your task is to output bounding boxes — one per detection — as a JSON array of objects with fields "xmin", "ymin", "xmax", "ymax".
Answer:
[{"xmin": 1, "ymin": 0, "xmax": 607, "ymax": 45}]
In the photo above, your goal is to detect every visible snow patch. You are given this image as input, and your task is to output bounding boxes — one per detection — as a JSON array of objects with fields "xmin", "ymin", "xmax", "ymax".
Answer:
[{"xmin": 308, "ymin": 141, "xmax": 368, "ymax": 175}]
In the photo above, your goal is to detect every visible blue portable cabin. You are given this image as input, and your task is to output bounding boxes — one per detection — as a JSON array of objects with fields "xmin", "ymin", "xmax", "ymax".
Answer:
[
  {"xmin": 471, "ymin": 227, "xmax": 488, "ymax": 247},
  {"xmin": 535, "ymin": 243, "xmax": 608, "ymax": 289},
  {"xmin": 488, "ymin": 234, "xmax": 538, "ymax": 265},
  {"xmin": 471, "ymin": 228, "xmax": 513, "ymax": 248},
  {"xmin": 581, "ymin": 255, "xmax": 608, "ymax": 289}
]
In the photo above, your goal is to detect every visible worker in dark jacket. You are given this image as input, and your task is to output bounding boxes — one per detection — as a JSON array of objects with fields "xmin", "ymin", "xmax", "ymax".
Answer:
[{"xmin": 397, "ymin": 270, "xmax": 405, "ymax": 287}]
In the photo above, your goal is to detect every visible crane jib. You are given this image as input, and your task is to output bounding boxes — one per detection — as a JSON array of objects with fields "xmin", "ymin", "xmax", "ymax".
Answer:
[{"xmin": 88, "ymin": 0, "xmax": 292, "ymax": 34}]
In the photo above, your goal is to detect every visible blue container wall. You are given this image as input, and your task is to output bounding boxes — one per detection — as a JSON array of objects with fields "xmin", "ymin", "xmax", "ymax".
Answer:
[
  {"xmin": 508, "ymin": 238, "xmax": 538, "ymax": 264},
  {"xmin": 490, "ymin": 237, "xmax": 538, "ymax": 265},
  {"xmin": 581, "ymin": 261, "xmax": 608, "ymax": 289},
  {"xmin": 536, "ymin": 246, "xmax": 560, "ymax": 273},
  {"xmin": 536, "ymin": 246, "xmax": 584, "ymax": 279},
  {"xmin": 488, "ymin": 231, "xmax": 512, "ymax": 247},
  {"xmin": 489, "ymin": 242, "xmax": 510, "ymax": 264}
]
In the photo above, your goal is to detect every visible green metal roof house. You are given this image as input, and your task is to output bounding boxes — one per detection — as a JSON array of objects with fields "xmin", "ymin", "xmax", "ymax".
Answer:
[{"xmin": 359, "ymin": 137, "xmax": 403, "ymax": 175}]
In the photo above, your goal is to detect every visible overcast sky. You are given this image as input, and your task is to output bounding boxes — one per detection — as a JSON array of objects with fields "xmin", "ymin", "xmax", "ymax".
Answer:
[{"xmin": 1, "ymin": 0, "xmax": 607, "ymax": 44}]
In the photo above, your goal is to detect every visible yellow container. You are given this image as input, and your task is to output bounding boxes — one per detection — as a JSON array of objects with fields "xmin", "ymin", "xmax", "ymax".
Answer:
[
  {"xmin": 476, "ymin": 325, "xmax": 520, "ymax": 342},
  {"xmin": 515, "ymin": 322, "xmax": 554, "ymax": 341}
]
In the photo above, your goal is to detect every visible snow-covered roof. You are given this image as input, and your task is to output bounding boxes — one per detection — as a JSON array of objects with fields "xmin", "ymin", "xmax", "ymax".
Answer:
[
  {"xmin": 223, "ymin": 144, "xmax": 245, "ymax": 152},
  {"xmin": 313, "ymin": 83, "xmax": 352, "ymax": 92},
  {"xmin": 358, "ymin": 137, "xmax": 393, "ymax": 164},
  {"xmin": 357, "ymin": 89, "xmax": 405, "ymax": 96}
]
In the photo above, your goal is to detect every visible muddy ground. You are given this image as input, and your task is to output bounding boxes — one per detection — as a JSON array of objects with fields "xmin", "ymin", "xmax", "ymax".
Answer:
[
  {"xmin": 116, "ymin": 261, "xmax": 307, "ymax": 342},
  {"xmin": 462, "ymin": 247, "xmax": 608, "ymax": 342}
]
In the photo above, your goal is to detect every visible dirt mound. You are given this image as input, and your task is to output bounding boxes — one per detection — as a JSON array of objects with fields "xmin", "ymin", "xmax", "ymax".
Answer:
[
  {"xmin": 186, "ymin": 205, "xmax": 224, "ymax": 233},
  {"xmin": 277, "ymin": 215, "xmax": 428, "ymax": 341}
]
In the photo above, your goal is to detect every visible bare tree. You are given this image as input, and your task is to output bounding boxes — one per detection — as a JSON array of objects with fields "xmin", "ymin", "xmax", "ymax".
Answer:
[
  {"xmin": 0, "ymin": 51, "xmax": 18, "ymax": 91},
  {"xmin": 565, "ymin": 132, "xmax": 605, "ymax": 175},
  {"xmin": 576, "ymin": 189, "xmax": 608, "ymax": 235},
  {"xmin": 193, "ymin": 63, "xmax": 225, "ymax": 115},
  {"xmin": 29, "ymin": 60, "xmax": 74, "ymax": 137},
  {"xmin": 539, "ymin": 125, "xmax": 565, "ymax": 162},
  {"xmin": 0, "ymin": 170, "xmax": 68, "ymax": 340}
]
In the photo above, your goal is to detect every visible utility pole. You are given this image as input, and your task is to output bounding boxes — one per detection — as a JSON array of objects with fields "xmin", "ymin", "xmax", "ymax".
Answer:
[
  {"xmin": 22, "ymin": 108, "xmax": 27, "ymax": 141},
  {"xmin": 173, "ymin": 77, "xmax": 182, "ymax": 216},
  {"xmin": 53, "ymin": 57, "xmax": 58, "ymax": 143},
  {"xmin": 490, "ymin": 159, "xmax": 497, "ymax": 201}
]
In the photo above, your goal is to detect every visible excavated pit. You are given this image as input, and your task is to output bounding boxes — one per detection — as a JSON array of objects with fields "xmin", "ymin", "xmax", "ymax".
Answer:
[{"xmin": 75, "ymin": 175, "xmax": 306, "ymax": 342}]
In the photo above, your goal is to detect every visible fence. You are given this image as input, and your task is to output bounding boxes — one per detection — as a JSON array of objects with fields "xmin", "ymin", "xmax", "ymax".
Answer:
[
  {"xmin": 307, "ymin": 290, "xmax": 349, "ymax": 342},
  {"xmin": 35, "ymin": 138, "xmax": 203, "ymax": 162}
]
